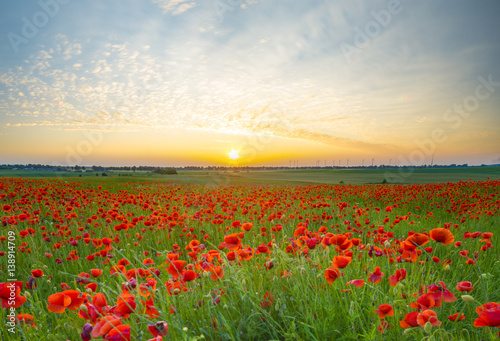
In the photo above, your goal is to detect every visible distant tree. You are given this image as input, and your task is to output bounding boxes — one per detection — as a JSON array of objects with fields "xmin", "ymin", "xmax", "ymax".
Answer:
[
  {"xmin": 382, "ymin": 179, "xmax": 388, "ymax": 184},
  {"xmin": 102, "ymin": 172, "xmax": 108, "ymax": 177},
  {"xmin": 153, "ymin": 167, "xmax": 177, "ymax": 175}
]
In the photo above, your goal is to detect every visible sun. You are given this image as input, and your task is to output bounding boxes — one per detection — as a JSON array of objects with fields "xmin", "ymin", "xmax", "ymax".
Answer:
[{"xmin": 228, "ymin": 149, "xmax": 239, "ymax": 160}]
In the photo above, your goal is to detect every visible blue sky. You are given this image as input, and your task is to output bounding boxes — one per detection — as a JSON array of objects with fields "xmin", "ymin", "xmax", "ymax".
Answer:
[{"xmin": 0, "ymin": 0, "xmax": 499, "ymax": 166}]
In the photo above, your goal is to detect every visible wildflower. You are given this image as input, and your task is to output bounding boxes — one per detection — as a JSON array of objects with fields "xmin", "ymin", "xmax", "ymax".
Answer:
[
  {"xmin": 346, "ymin": 279, "xmax": 364, "ymax": 287},
  {"xmin": 474, "ymin": 305, "xmax": 500, "ymax": 327},
  {"xmin": 389, "ymin": 269, "xmax": 406, "ymax": 287},
  {"xmin": 323, "ymin": 267, "xmax": 342, "ymax": 284},
  {"xmin": 456, "ymin": 281, "xmax": 474, "ymax": 292},
  {"xmin": 417, "ymin": 310, "xmax": 441, "ymax": 327},
  {"xmin": 378, "ymin": 321, "xmax": 390, "ymax": 333},
  {"xmin": 400, "ymin": 311, "xmax": 419, "ymax": 328},
  {"xmin": 331, "ymin": 255, "xmax": 352, "ymax": 269},
  {"xmin": 368, "ymin": 267, "xmax": 384, "ymax": 284},
  {"xmin": 448, "ymin": 312, "xmax": 465, "ymax": 322},
  {"xmin": 91, "ymin": 315, "xmax": 123, "ymax": 338},
  {"xmin": 375, "ymin": 304, "xmax": 394, "ymax": 319},
  {"xmin": 31, "ymin": 269, "xmax": 44, "ymax": 278},
  {"xmin": 429, "ymin": 228, "xmax": 455, "ymax": 245},
  {"xmin": 260, "ymin": 291, "xmax": 274, "ymax": 308},
  {"xmin": 0, "ymin": 281, "xmax": 26, "ymax": 308},
  {"xmin": 47, "ymin": 290, "xmax": 86, "ymax": 313},
  {"xmin": 148, "ymin": 321, "xmax": 168, "ymax": 337}
]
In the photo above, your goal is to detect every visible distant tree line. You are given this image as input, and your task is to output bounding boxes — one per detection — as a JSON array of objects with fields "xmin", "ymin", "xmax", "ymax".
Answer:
[
  {"xmin": 2, "ymin": 163, "xmax": 495, "ymax": 173},
  {"xmin": 153, "ymin": 168, "xmax": 177, "ymax": 175}
]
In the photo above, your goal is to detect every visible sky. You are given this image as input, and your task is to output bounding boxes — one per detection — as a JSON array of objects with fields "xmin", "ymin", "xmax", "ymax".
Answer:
[{"xmin": 0, "ymin": 0, "xmax": 499, "ymax": 167}]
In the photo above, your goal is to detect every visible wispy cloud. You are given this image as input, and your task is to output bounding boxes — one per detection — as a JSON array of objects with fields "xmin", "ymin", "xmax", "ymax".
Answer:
[
  {"xmin": 153, "ymin": 0, "xmax": 198, "ymax": 15},
  {"xmin": 0, "ymin": 0, "xmax": 499, "ymax": 165}
]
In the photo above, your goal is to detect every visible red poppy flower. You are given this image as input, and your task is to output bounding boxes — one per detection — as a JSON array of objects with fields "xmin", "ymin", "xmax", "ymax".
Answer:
[
  {"xmin": 85, "ymin": 283, "xmax": 98, "ymax": 292},
  {"xmin": 375, "ymin": 304, "xmax": 394, "ymax": 319},
  {"xmin": 404, "ymin": 233, "xmax": 429, "ymax": 247},
  {"xmin": 91, "ymin": 315, "xmax": 123, "ymax": 338},
  {"xmin": 47, "ymin": 290, "xmax": 86, "ymax": 313},
  {"xmin": 148, "ymin": 321, "xmax": 168, "ymax": 337},
  {"xmin": 260, "ymin": 291, "xmax": 274, "ymax": 308},
  {"xmin": 389, "ymin": 269, "xmax": 406, "ymax": 287},
  {"xmin": 91, "ymin": 269, "xmax": 103, "ymax": 278},
  {"xmin": 31, "ymin": 269, "xmax": 43, "ymax": 278},
  {"xmin": 427, "ymin": 281, "xmax": 456, "ymax": 303},
  {"xmin": 208, "ymin": 266, "xmax": 224, "ymax": 281},
  {"xmin": 114, "ymin": 293, "xmax": 136, "ymax": 317},
  {"xmin": 456, "ymin": 281, "xmax": 474, "ymax": 292},
  {"xmin": 476, "ymin": 302, "xmax": 500, "ymax": 315},
  {"xmin": 220, "ymin": 233, "xmax": 242, "ymax": 251},
  {"xmin": 0, "ymin": 281, "xmax": 26, "ymax": 309},
  {"xmin": 410, "ymin": 293, "xmax": 438, "ymax": 310},
  {"xmin": 182, "ymin": 270, "xmax": 197, "ymax": 282},
  {"xmin": 142, "ymin": 298, "xmax": 159, "ymax": 319},
  {"xmin": 16, "ymin": 313, "xmax": 37, "ymax": 328},
  {"xmin": 417, "ymin": 310, "xmax": 441, "ymax": 327},
  {"xmin": 346, "ymin": 279, "xmax": 364, "ymax": 287},
  {"xmin": 167, "ymin": 260, "xmax": 186, "ymax": 279},
  {"xmin": 368, "ymin": 267, "xmax": 384, "ymax": 284},
  {"xmin": 400, "ymin": 311, "xmax": 419, "ymax": 328},
  {"xmin": 329, "ymin": 234, "xmax": 352, "ymax": 250},
  {"xmin": 255, "ymin": 243, "xmax": 271, "ymax": 255},
  {"xmin": 378, "ymin": 321, "xmax": 390, "ymax": 333},
  {"xmin": 323, "ymin": 267, "xmax": 341, "ymax": 284},
  {"xmin": 331, "ymin": 255, "xmax": 352, "ymax": 269},
  {"xmin": 448, "ymin": 312, "xmax": 465, "ymax": 322},
  {"xmin": 474, "ymin": 307, "xmax": 500, "ymax": 327},
  {"xmin": 92, "ymin": 293, "xmax": 108, "ymax": 310},
  {"xmin": 241, "ymin": 222, "xmax": 253, "ymax": 231},
  {"xmin": 429, "ymin": 228, "xmax": 455, "ymax": 245}
]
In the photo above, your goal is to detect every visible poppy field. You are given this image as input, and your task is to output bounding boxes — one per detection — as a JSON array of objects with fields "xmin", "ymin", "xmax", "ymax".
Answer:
[{"xmin": 1, "ymin": 177, "xmax": 499, "ymax": 340}]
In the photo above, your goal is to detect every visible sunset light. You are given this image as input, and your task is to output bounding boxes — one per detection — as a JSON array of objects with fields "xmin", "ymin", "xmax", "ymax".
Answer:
[
  {"xmin": 228, "ymin": 149, "xmax": 240, "ymax": 160},
  {"xmin": 0, "ymin": 1, "xmax": 498, "ymax": 167}
]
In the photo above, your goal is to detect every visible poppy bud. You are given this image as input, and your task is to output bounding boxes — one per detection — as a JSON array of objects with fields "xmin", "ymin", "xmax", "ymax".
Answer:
[
  {"xmin": 81, "ymin": 323, "xmax": 92, "ymax": 341},
  {"xmin": 461, "ymin": 295, "xmax": 474, "ymax": 302},
  {"xmin": 403, "ymin": 328, "xmax": 413, "ymax": 335},
  {"xmin": 424, "ymin": 321, "xmax": 432, "ymax": 334}
]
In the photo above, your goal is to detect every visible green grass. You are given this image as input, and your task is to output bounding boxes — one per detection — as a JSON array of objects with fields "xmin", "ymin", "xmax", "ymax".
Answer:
[{"xmin": 1, "ymin": 166, "xmax": 499, "ymax": 185}]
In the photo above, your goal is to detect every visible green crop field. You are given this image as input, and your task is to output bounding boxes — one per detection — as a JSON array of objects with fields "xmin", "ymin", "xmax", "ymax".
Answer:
[{"xmin": 1, "ymin": 167, "xmax": 499, "ymax": 185}]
